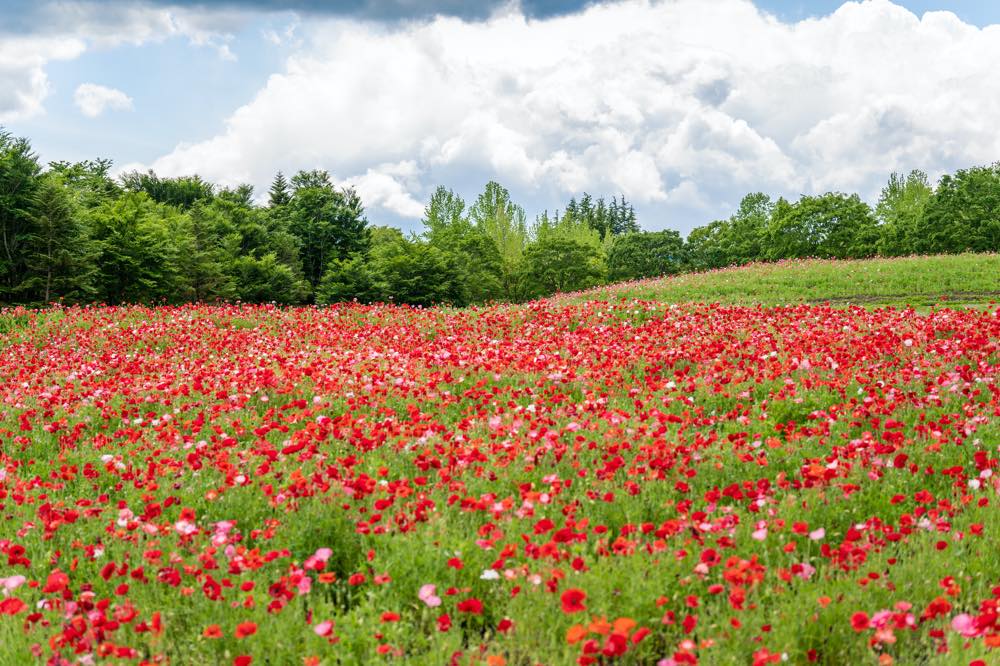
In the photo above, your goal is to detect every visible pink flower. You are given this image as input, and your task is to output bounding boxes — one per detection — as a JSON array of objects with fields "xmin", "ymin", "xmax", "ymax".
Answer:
[
  {"xmin": 951, "ymin": 613, "xmax": 980, "ymax": 637},
  {"xmin": 305, "ymin": 548, "xmax": 333, "ymax": 571},
  {"xmin": 314, "ymin": 620, "xmax": 334, "ymax": 637},
  {"xmin": 0, "ymin": 575, "xmax": 26, "ymax": 596},
  {"xmin": 419, "ymin": 584, "xmax": 441, "ymax": 608},
  {"xmin": 809, "ymin": 528, "xmax": 825, "ymax": 541}
]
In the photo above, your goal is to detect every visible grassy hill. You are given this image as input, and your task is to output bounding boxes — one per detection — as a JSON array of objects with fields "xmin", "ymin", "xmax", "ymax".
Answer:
[{"xmin": 568, "ymin": 253, "xmax": 1000, "ymax": 307}]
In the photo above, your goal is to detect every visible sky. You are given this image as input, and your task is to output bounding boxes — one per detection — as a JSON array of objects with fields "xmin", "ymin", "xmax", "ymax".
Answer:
[{"xmin": 2, "ymin": 0, "xmax": 999, "ymax": 234}]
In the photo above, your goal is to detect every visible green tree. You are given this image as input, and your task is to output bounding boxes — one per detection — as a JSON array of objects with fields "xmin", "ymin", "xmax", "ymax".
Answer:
[
  {"xmin": 20, "ymin": 175, "xmax": 96, "ymax": 303},
  {"xmin": 268, "ymin": 172, "xmax": 291, "ymax": 207},
  {"xmin": 422, "ymin": 187, "xmax": 503, "ymax": 305},
  {"xmin": 373, "ymin": 238, "xmax": 461, "ymax": 306},
  {"xmin": 609, "ymin": 195, "xmax": 640, "ymax": 236},
  {"xmin": 316, "ymin": 254, "xmax": 381, "ymax": 304},
  {"xmin": 319, "ymin": 227, "xmax": 462, "ymax": 306},
  {"xmin": 0, "ymin": 129, "xmax": 42, "ymax": 300},
  {"xmin": 523, "ymin": 235, "xmax": 605, "ymax": 296},
  {"xmin": 765, "ymin": 193, "xmax": 878, "ymax": 260},
  {"xmin": 685, "ymin": 220, "xmax": 730, "ymax": 271},
  {"xmin": 719, "ymin": 192, "xmax": 771, "ymax": 265},
  {"xmin": 172, "ymin": 202, "xmax": 238, "ymax": 302},
  {"xmin": 288, "ymin": 169, "xmax": 369, "ymax": 291},
  {"xmin": 468, "ymin": 181, "xmax": 529, "ymax": 301},
  {"xmin": 916, "ymin": 165, "xmax": 1000, "ymax": 254},
  {"xmin": 120, "ymin": 170, "xmax": 214, "ymax": 209},
  {"xmin": 607, "ymin": 230, "xmax": 685, "ymax": 281},
  {"xmin": 49, "ymin": 159, "xmax": 120, "ymax": 209},
  {"xmin": 875, "ymin": 170, "xmax": 932, "ymax": 256},
  {"xmin": 89, "ymin": 193, "xmax": 182, "ymax": 304},
  {"xmin": 233, "ymin": 253, "xmax": 309, "ymax": 304}
]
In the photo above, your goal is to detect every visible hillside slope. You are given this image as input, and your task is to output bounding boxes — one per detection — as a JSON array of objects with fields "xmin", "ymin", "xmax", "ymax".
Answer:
[{"xmin": 568, "ymin": 253, "xmax": 1000, "ymax": 307}]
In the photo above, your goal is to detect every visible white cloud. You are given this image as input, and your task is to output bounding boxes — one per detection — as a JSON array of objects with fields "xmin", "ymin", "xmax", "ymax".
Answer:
[
  {"xmin": 0, "ymin": 36, "xmax": 86, "ymax": 122},
  {"xmin": 0, "ymin": 1, "xmax": 244, "ymax": 122},
  {"xmin": 130, "ymin": 0, "xmax": 1000, "ymax": 231},
  {"xmin": 342, "ymin": 161, "xmax": 426, "ymax": 218},
  {"xmin": 74, "ymin": 83, "xmax": 134, "ymax": 118}
]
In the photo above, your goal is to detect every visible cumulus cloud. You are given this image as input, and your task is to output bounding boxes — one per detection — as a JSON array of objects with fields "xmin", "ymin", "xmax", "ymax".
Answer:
[
  {"xmin": 0, "ymin": 36, "xmax": 86, "ymax": 122},
  {"xmin": 0, "ymin": 1, "xmax": 244, "ymax": 122},
  {"xmin": 341, "ymin": 161, "xmax": 427, "ymax": 218},
  {"xmin": 138, "ymin": 0, "xmax": 1000, "ymax": 231},
  {"xmin": 74, "ymin": 83, "xmax": 135, "ymax": 118}
]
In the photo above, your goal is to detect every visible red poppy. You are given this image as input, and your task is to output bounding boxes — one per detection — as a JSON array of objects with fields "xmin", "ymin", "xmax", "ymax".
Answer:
[
  {"xmin": 235, "ymin": 622, "xmax": 258, "ymax": 639},
  {"xmin": 457, "ymin": 598, "xmax": 483, "ymax": 614},
  {"xmin": 851, "ymin": 612, "xmax": 870, "ymax": 632},
  {"xmin": 561, "ymin": 589, "xmax": 587, "ymax": 614}
]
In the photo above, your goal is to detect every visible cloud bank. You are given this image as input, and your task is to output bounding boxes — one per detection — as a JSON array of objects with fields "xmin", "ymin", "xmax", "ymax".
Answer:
[{"xmin": 138, "ymin": 0, "xmax": 1000, "ymax": 231}]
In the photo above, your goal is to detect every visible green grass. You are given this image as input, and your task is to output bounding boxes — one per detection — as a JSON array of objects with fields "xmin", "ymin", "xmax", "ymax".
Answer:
[{"xmin": 569, "ymin": 254, "xmax": 1000, "ymax": 307}]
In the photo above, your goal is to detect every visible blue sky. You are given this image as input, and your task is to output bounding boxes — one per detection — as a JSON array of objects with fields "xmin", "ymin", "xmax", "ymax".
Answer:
[{"xmin": 3, "ymin": 0, "xmax": 999, "ymax": 234}]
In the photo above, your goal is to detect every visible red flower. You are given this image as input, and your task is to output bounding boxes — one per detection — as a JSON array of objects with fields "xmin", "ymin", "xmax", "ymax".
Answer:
[
  {"xmin": 235, "ymin": 622, "xmax": 258, "ymax": 639},
  {"xmin": 850, "ymin": 612, "xmax": 870, "ymax": 632},
  {"xmin": 203, "ymin": 624, "xmax": 223, "ymax": 638},
  {"xmin": 561, "ymin": 588, "xmax": 587, "ymax": 614},
  {"xmin": 0, "ymin": 598, "xmax": 26, "ymax": 615},
  {"xmin": 42, "ymin": 570, "xmax": 69, "ymax": 594},
  {"xmin": 437, "ymin": 614, "xmax": 452, "ymax": 632},
  {"xmin": 457, "ymin": 598, "xmax": 483, "ymax": 614},
  {"xmin": 381, "ymin": 612, "xmax": 400, "ymax": 623}
]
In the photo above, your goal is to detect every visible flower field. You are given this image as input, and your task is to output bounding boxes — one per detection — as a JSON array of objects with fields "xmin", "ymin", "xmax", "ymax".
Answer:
[{"xmin": 1, "ymin": 297, "xmax": 998, "ymax": 665}]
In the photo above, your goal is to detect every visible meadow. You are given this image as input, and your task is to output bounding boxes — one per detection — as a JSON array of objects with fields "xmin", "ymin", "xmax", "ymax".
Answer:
[{"xmin": 0, "ymin": 255, "xmax": 998, "ymax": 666}]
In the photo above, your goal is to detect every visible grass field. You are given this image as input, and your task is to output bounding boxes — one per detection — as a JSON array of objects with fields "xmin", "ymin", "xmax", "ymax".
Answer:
[
  {"xmin": 569, "ymin": 254, "xmax": 1000, "ymax": 307},
  {"xmin": 0, "ymin": 256, "xmax": 998, "ymax": 666}
]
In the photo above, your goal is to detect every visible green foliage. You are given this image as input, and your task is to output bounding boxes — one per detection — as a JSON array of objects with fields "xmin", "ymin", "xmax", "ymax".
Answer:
[
  {"xmin": 233, "ymin": 253, "xmax": 309, "ymax": 304},
  {"xmin": 3, "ymin": 124, "xmax": 1000, "ymax": 308},
  {"xmin": 89, "ymin": 193, "xmax": 183, "ymax": 304},
  {"xmin": 0, "ymin": 129, "xmax": 42, "ymax": 299},
  {"xmin": 606, "ymin": 230, "xmax": 685, "ymax": 281},
  {"xmin": 560, "ymin": 192, "xmax": 639, "ymax": 240},
  {"xmin": 876, "ymin": 170, "xmax": 932, "ymax": 256},
  {"xmin": 422, "ymin": 187, "xmax": 503, "ymax": 305},
  {"xmin": 121, "ymin": 170, "xmax": 214, "ymax": 209},
  {"xmin": 765, "ymin": 192, "xmax": 878, "ymax": 260},
  {"xmin": 48, "ymin": 159, "xmax": 121, "ymax": 208},
  {"xmin": 917, "ymin": 164, "xmax": 1000, "ymax": 253},
  {"xmin": 523, "ymin": 235, "xmax": 605, "ymax": 295},
  {"xmin": 720, "ymin": 192, "xmax": 772, "ymax": 264},
  {"xmin": 684, "ymin": 219, "xmax": 730, "ymax": 271},
  {"xmin": 318, "ymin": 227, "xmax": 462, "ymax": 306},
  {"xmin": 172, "ymin": 202, "xmax": 238, "ymax": 302},
  {"xmin": 18, "ymin": 175, "xmax": 97, "ymax": 303},
  {"xmin": 372, "ymin": 235, "xmax": 462, "ymax": 306},
  {"xmin": 468, "ymin": 181, "xmax": 529, "ymax": 302},
  {"xmin": 268, "ymin": 171, "xmax": 291, "ymax": 207},
  {"xmin": 316, "ymin": 254, "xmax": 379, "ymax": 305},
  {"xmin": 288, "ymin": 170, "xmax": 370, "ymax": 291}
]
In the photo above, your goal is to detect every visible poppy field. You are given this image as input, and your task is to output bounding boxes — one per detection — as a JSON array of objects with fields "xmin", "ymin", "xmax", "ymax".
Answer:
[{"xmin": 1, "ymin": 288, "xmax": 999, "ymax": 664}]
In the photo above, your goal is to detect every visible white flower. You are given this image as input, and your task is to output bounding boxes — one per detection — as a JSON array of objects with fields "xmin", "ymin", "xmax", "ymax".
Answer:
[{"xmin": 480, "ymin": 569, "xmax": 500, "ymax": 581}]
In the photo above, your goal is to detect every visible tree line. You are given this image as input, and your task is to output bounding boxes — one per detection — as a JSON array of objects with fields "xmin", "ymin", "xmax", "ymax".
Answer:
[{"xmin": 2, "ymin": 127, "xmax": 999, "ymax": 307}]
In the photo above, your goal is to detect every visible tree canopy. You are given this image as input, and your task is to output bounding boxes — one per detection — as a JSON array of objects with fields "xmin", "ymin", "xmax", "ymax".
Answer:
[{"xmin": 1, "ymin": 126, "xmax": 999, "ymax": 307}]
